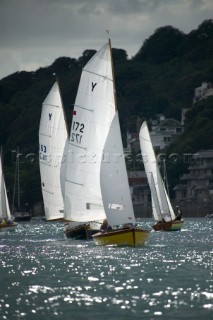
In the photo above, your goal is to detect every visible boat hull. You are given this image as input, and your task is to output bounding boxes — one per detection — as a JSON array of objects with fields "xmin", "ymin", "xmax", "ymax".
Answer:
[
  {"xmin": 14, "ymin": 212, "xmax": 32, "ymax": 222},
  {"xmin": 153, "ymin": 220, "xmax": 184, "ymax": 232},
  {"xmin": 92, "ymin": 227, "xmax": 150, "ymax": 247},
  {"xmin": 64, "ymin": 224, "xmax": 99, "ymax": 240},
  {"xmin": 43, "ymin": 218, "xmax": 66, "ymax": 222},
  {"xmin": 0, "ymin": 222, "xmax": 18, "ymax": 232}
]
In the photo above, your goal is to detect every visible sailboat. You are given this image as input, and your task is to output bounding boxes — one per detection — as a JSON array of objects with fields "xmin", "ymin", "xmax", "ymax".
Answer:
[
  {"xmin": 139, "ymin": 120, "xmax": 184, "ymax": 231},
  {"xmin": 63, "ymin": 41, "xmax": 110, "ymax": 240},
  {"xmin": 39, "ymin": 81, "xmax": 68, "ymax": 221},
  {"xmin": 0, "ymin": 153, "xmax": 18, "ymax": 231},
  {"xmin": 63, "ymin": 37, "xmax": 149, "ymax": 246},
  {"xmin": 13, "ymin": 147, "xmax": 32, "ymax": 222}
]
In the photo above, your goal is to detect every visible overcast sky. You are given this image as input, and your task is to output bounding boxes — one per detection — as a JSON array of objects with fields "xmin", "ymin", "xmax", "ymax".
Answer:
[{"xmin": 0, "ymin": 0, "xmax": 213, "ymax": 79}]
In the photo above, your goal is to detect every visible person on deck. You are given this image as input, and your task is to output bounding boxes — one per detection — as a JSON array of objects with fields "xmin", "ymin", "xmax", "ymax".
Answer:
[
  {"xmin": 100, "ymin": 219, "xmax": 112, "ymax": 231},
  {"xmin": 175, "ymin": 206, "xmax": 182, "ymax": 221},
  {"xmin": 1, "ymin": 219, "xmax": 6, "ymax": 226}
]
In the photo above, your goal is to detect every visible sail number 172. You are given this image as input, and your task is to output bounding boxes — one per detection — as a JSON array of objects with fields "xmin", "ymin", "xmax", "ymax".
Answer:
[{"xmin": 71, "ymin": 121, "xmax": 84, "ymax": 144}]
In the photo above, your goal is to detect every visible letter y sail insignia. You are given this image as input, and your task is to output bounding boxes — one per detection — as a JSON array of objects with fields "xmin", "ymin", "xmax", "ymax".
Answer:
[{"xmin": 91, "ymin": 82, "xmax": 97, "ymax": 92}]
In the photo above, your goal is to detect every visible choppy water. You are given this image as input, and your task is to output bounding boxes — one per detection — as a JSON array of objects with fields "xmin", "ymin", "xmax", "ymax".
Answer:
[{"xmin": 0, "ymin": 218, "xmax": 212, "ymax": 320}]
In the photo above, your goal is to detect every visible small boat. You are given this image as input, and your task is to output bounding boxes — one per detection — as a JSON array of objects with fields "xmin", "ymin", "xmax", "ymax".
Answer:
[
  {"xmin": 12, "ymin": 147, "xmax": 32, "ymax": 222},
  {"xmin": 0, "ymin": 152, "xmax": 18, "ymax": 231},
  {"xmin": 39, "ymin": 80, "xmax": 68, "ymax": 222},
  {"xmin": 64, "ymin": 222, "xmax": 94, "ymax": 240},
  {"xmin": 139, "ymin": 120, "xmax": 184, "ymax": 231},
  {"xmin": 93, "ymin": 226, "xmax": 150, "ymax": 247},
  {"xmin": 205, "ymin": 213, "xmax": 213, "ymax": 218},
  {"xmin": 13, "ymin": 211, "xmax": 31, "ymax": 222}
]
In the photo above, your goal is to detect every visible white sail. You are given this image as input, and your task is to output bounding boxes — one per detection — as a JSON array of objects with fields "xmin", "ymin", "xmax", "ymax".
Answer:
[
  {"xmin": 64, "ymin": 43, "xmax": 115, "ymax": 222},
  {"xmin": 150, "ymin": 172, "xmax": 162, "ymax": 221},
  {"xmin": 139, "ymin": 121, "xmax": 176, "ymax": 221},
  {"xmin": 60, "ymin": 138, "xmax": 69, "ymax": 201},
  {"xmin": 39, "ymin": 81, "xmax": 68, "ymax": 220},
  {"xmin": 0, "ymin": 155, "xmax": 11, "ymax": 220},
  {"xmin": 100, "ymin": 112, "xmax": 135, "ymax": 226}
]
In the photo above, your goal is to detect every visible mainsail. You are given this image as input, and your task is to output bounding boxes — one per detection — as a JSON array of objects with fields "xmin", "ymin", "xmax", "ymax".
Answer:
[
  {"xmin": 139, "ymin": 121, "xmax": 176, "ymax": 221},
  {"xmin": 64, "ymin": 43, "xmax": 115, "ymax": 223},
  {"xmin": 39, "ymin": 81, "xmax": 68, "ymax": 220},
  {"xmin": 0, "ymin": 154, "xmax": 11, "ymax": 221}
]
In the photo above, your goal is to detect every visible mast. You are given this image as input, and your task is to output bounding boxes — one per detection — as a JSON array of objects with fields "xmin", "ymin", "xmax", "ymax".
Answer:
[
  {"xmin": 17, "ymin": 146, "xmax": 20, "ymax": 207},
  {"xmin": 12, "ymin": 147, "xmax": 20, "ymax": 212},
  {"xmin": 0, "ymin": 151, "xmax": 4, "ymax": 216},
  {"xmin": 107, "ymin": 32, "xmax": 118, "ymax": 112}
]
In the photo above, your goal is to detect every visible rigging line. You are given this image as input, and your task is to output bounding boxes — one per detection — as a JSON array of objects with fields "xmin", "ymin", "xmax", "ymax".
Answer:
[{"xmin": 92, "ymin": 221, "xmax": 103, "ymax": 225}]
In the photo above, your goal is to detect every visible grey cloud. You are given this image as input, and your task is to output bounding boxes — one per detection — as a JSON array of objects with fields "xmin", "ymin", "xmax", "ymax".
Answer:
[{"xmin": 0, "ymin": 0, "xmax": 213, "ymax": 79}]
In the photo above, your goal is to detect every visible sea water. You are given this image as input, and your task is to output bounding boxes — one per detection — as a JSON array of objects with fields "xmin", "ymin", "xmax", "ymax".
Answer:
[{"xmin": 0, "ymin": 218, "xmax": 212, "ymax": 320}]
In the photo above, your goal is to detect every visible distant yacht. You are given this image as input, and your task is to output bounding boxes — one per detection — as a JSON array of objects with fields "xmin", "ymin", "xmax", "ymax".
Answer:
[{"xmin": 12, "ymin": 147, "xmax": 32, "ymax": 222}]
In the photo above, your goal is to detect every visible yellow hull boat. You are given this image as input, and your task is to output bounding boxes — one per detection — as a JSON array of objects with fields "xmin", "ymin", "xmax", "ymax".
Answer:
[
  {"xmin": 93, "ymin": 227, "xmax": 150, "ymax": 247},
  {"xmin": 0, "ymin": 221, "xmax": 18, "ymax": 232}
]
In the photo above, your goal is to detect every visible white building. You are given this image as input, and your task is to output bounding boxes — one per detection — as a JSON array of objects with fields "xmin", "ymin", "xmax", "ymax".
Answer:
[{"xmin": 193, "ymin": 82, "xmax": 213, "ymax": 103}]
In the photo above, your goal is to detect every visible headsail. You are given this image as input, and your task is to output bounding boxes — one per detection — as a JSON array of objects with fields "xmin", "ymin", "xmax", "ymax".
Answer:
[{"xmin": 100, "ymin": 112, "xmax": 135, "ymax": 226}]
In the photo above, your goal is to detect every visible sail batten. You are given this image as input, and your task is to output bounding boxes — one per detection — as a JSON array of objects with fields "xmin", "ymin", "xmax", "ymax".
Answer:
[
  {"xmin": 74, "ymin": 104, "xmax": 94, "ymax": 112},
  {"xmin": 40, "ymin": 133, "xmax": 52, "ymax": 138},
  {"xmin": 83, "ymin": 69, "xmax": 113, "ymax": 81},
  {"xmin": 43, "ymin": 103, "xmax": 61, "ymax": 108}
]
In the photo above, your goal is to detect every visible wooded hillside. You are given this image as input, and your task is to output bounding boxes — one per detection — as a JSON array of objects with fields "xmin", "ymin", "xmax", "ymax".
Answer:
[{"xmin": 0, "ymin": 19, "xmax": 213, "ymax": 208}]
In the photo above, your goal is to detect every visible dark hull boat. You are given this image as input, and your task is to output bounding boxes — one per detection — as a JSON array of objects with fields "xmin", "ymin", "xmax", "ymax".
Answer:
[
  {"xmin": 152, "ymin": 220, "xmax": 184, "ymax": 232},
  {"xmin": 64, "ymin": 223, "xmax": 99, "ymax": 240},
  {"xmin": 14, "ymin": 211, "xmax": 32, "ymax": 222}
]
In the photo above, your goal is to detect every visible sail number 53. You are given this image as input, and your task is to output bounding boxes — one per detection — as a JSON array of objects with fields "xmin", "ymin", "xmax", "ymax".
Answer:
[{"xmin": 71, "ymin": 121, "xmax": 84, "ymax": 144}]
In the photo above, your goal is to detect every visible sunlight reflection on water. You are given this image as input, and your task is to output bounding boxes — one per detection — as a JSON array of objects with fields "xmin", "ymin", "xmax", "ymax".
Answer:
[{"xmin": 0, "ymin": 219, "xmax": 212, "ymax": 319}]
